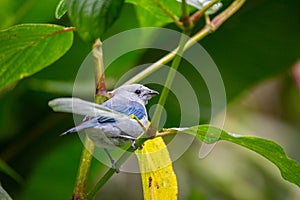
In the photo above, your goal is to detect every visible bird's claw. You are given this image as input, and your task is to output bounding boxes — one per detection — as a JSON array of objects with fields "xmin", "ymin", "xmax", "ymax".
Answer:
[
  {"xmin": 131, "ymin": 139, "xmax": 137, "ymax": 149},
  {"xmin": 131, "ymin": 139, "xmax": 143, "ymax": 150}
]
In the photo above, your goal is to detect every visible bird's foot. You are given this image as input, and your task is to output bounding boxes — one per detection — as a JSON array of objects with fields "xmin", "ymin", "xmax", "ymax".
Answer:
[
  {"xmin": 104, "ymin": 148, "xmax": 120, "ymax": 173},
  {"xmin": 131, "ymin": 139, "xmax": 137, "ymax": 149},
  {"xmin": 131, "ymin": 139, "xmax": 143, "ymax": 150},
  {"xmin": 111, "ymin": 160, "xmax": 120, "ymax": 173}
]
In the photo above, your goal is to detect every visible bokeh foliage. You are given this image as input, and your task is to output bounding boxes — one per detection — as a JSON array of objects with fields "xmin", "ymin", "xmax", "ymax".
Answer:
[{"xmin": 0, "ymin": 0, "xmax": 299, "ymax": 199}]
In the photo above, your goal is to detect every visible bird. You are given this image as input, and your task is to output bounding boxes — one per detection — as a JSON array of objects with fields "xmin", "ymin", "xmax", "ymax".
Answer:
[{"xmin": 48, "ymin": 84, "xmax": 159, "ymax": 169}]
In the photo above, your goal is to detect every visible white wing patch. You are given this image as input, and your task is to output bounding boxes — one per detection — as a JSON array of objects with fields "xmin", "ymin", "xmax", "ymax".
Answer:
[{"xmin": 48, "ymin": 97, "xmax": 130, "ymax": 121}]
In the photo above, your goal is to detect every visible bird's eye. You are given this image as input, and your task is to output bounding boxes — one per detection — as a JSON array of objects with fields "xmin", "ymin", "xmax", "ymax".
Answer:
[{"xmin": 135, "ymin": 89, "xmax": 141, "ymax": 95}]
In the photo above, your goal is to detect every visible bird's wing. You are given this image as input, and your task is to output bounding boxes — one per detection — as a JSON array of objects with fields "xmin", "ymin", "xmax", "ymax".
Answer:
[
  {"xmin": 103, "ymin": 100, "xmax": 146, "ymax": 120},
  {"xmin": 48, "ymin": 98, "xmax": 129, "ymax": 120}
]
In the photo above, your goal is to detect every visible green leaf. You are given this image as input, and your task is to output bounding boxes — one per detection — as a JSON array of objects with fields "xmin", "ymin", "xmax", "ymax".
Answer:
[
  {"xmin": 126, "ymin": 0, "xmax": 181, "ymax": 23},
  {"xmin": 0, "ymin": 24, "xmax": 74, "ymax": 91},
  {"xmin": 0, "ymin": 159, "xmax": 23, "ymax": 183},
  {"xmin": 164, "ymin": 125, "xmax": 300, "ymax": 187},
  {"xmin": 55, "ymin": 0, "xmax": 67, "ymax": 19},
  {"xmin": 65, "ymin": 0, "xmax": 124, "ymax": 42},
  {"xmin": 0, "ymin": 185, "xmax": 12, "ymax": 200}
]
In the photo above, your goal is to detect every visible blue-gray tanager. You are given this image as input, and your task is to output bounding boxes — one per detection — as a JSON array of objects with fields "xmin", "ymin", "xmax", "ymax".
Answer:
[{"xmin": 49, "ymin": 84, "xmax": 158, "ymax": 149}]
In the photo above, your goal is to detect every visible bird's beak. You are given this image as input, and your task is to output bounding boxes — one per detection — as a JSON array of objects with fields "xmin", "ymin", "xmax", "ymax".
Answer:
[{"xmin": 147, "ymin": 89, "xmax": 159, "ymax": 96}]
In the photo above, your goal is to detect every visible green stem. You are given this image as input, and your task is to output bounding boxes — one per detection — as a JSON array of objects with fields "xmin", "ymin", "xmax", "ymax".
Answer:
[
  {"xmin": 86, "ymin": 27, "xmax": 190, "ymax": 200},
  {"xmin": 93, "ymin": 39, "xmax": 108, "ymax": 99},
  {"xmin": 125, "ymin": 0, "xmax": 246, "ymax": 85},
  {"xmin": 181, "ymin": 0, "xmax": 193, "ymax": 32},
  {"xmin": 210, "ymin": 0, "xmax": 246, "ymax": 31},
  {"xmin": 72, "ymin": 39, "xmax": 107, "ymax": 200},
  {"xmin": 149, "ymin": 0, "xmax": 192, "ymax": 129},
  {"xmin": 85, "ymin": 0, "xmax": 246, "ymax": 198},
  {"xmin": 124, "ymin": 28, "xmax": 209, "ymax": 85},
  {"xmin": 86, "ymin": 149, "xmax": 132, "ymax": 199},
  {"xmin": 72, "ymin": 138, "xmax": 94, "ymax": 200},
  {"xmin": 190, "ymin": 0, "xmax": 220, "ymax": 23},
  {"xmin": 150, "ymin": 32, "xmax": 189, "ymax": 131},
  {"xmin": 123, "ymin": 28, "xmax": 209, "ymax": 85}
]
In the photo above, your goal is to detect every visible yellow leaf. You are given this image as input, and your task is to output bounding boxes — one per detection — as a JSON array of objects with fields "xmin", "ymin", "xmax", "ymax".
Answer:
[{"xmin": 135, "ymin": 137, "xmax": 178, "ymax": 200}]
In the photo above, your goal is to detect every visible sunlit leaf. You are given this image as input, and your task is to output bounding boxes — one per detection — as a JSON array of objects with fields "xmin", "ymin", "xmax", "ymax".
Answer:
[
  {"xmin": 136, "ymin": 137, "xmax": 178, "ymax": 200},
  {"xmin": 0, "ymin": 24, "xmax": 74, "ymax": 91},
  {"xmin": 163, "ymin": 125, "xmax": 300, "ymax": 187},
  {"xmin": 65, "ymin": 0, "xmax": 124, "ymax": 42}
]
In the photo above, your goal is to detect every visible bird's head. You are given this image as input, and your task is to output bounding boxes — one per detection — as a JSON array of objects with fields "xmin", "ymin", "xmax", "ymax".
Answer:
[{"xmin": 109, "ymin": 84, "xmax": 159, "ymax": 105}]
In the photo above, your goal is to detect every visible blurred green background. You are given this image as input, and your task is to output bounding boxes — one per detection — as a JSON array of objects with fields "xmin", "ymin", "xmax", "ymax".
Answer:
[{"xmin": 0, "ymin": 0, "xmax": 300, "ymax": 199}]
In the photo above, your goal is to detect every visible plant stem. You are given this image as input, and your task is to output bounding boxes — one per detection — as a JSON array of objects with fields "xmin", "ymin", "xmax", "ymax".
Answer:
[
  {"xmin": 150, "ymin": 0, "xmax": 190, "ymax": 129},
  {"xmin": 181, "ymin": 0, "xmax": 193, "ymax": 32},
  {"xmin": 93, "ymin": 39, "xmax": 107, "ymax": 97},
  {"xmin": 72, "ymin": 39, "xmax": 107, "ymax": 200},
  {"xmin": 72, "ymin": 138, "xmax": 94, "ymax": 200},
  {"xmin": 124, "ymin": 29, "xmax": 208, "ymax": 85},
  {"xmin": 150, "ymin": 32, "xmax": 188, "ymax": 132},
  {"xmin": 87, "ymin": 15, "xmax": 189, "ymax": 200},
  {"xmin": 148, "ymin": 1, "xmax": 192, "ymax": 134},
  {"xmin": 125, "ymin": 0, "xmax": 246, "ymax": 85},
  {"xmin": 209, "ymin": 0, "xmax": 245, "ymax": 30},
  {"xmin": 86, "ymin": 149, "xmax": 133, "ymax": 199},
  {"xmin": 84, "ymin": 0, "xmax": 246, "ymax": 198},
  {"xmin": 190, "ymin": 0, "xmax": 220, "ymax": 23}
]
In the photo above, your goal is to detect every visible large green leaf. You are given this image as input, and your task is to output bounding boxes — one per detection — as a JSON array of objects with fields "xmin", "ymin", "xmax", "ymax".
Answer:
[
  {"xmin": 163, "ymin": 125, "xmax": 300, "ymax": 187},
  {"xmin": 0, "ymin": 24, "xmax": 73, "ymax": 91},
  {"xmin": 65, "ymin": 0, "xmax": 124, "ymax": 42}
]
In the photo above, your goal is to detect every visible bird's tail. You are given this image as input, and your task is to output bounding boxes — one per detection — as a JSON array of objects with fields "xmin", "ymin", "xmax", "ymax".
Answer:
[
  {"xmin": 60, "ymin": 127, "xmax": 79, "ymax": 136},
  {"xmin": 60, "ymin": 121, "xmax": 98, "ymax": 136}
]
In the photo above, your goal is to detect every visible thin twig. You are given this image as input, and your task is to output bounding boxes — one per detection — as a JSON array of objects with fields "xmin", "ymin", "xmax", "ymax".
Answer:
[
  {"xmin": 125, "ymin": 0, "xmax": 246, "ymax": 85},
  {"xmin": 150, "ymin": 32, "xmax": 188, "ymax": 132},
  {"xmin": 72, "ymin": 138, "xmax": 94, "ymax": 200},
  {"xmin": 209, "ymin": 0, "xmax": 245, "ymax": 31},
  {"xmin": 190, "ymin": 0, "xmax": 220, "ymax": 23},
  {"xmin": 93, "ymin": 39, "xmax": 107, "ymax": 97},
  {"xmin": 181, "ymin": 0, "xmax": 193, "ymax": 32}
]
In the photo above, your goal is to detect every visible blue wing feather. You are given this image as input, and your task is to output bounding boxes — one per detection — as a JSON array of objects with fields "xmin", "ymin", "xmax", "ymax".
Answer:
[
  {"xmin": 97, "ymin": 116, "xmax": 116, "ymax": 123},
  {"xmin": 102, "ymin": 100, "xmax": 145, "ymax": 120}
]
